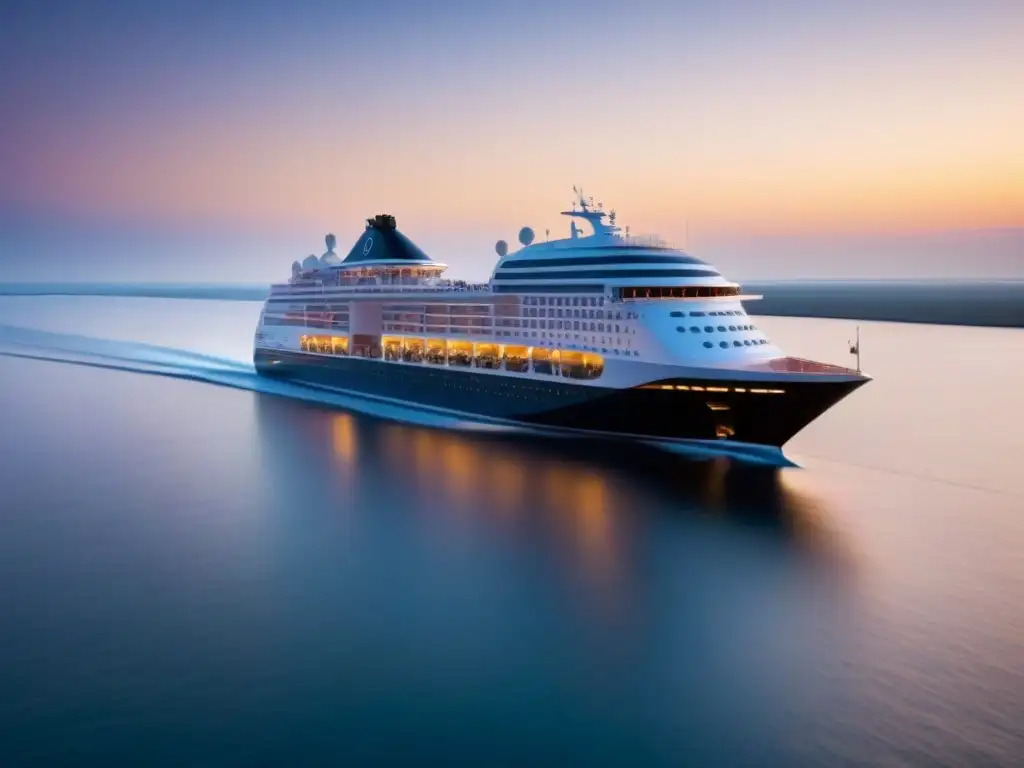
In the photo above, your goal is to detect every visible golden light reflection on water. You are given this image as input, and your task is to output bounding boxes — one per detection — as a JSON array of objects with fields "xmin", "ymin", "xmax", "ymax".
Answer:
[
  {"xmin": 309, "ymin": 401, "xmax": 849, "ymax": 585},
  {"xmin": 352, "ymin": 422, "xmax": 626, "ymax": 583},
  {"xmin": 703, "ymin": 456, "xmax": 731, "ymax": 511},
  {"xmin": 570, "ymin": 472, "xmax": 615, "ymax": 579},
  {"xmin": 331, "ymin": 412, "xmax": 357, "ymax": 467}
]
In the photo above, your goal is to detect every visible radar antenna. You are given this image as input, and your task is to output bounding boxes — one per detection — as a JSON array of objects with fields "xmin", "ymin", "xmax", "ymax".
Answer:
[{"xmin": 848, "ymin": 326, "xmax": 862, "ymax": 373}]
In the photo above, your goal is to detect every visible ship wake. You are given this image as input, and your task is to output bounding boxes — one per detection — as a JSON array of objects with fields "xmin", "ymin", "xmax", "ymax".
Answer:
[
  {"xmin": 0, "ymin": 323, "xmax": 795, "ymax": 467},
  {"xmin": 0, "ymin": 323, "xmax": 475, "ymax": 429}
]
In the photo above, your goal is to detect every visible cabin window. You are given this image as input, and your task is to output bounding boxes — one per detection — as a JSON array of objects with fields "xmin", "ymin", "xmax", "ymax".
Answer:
[
  {"xmin": 447, "ymin": 340, "xmax": 473, "ymax": 366},
  {"xmin": 475, "ymin": 342, "xmax": 501, "ymax": 369},
  {"xmin": 558, "ymin": 351, "xmax": 604, "ymax": 380},
  {"xmin": 531, "ymin": 347, "xmax": 557, "ymax": 375},
  {"xmin": 382, "ymin": 336, "xmax": 403, "ymax": 361},
  {"xmin": 503, "ymin": 345, "xmax": 529, "ymax": 373},
  {"xmin": 426, "ymin": 338, "xmax": 446, "ymax": 364},
  {"xmin": 402, "ymin": 337, "xmax": 425, "ymax": 363},
  {"xmin": 617, "ymin": 286, "xmax": 740, "ymax": 300}
]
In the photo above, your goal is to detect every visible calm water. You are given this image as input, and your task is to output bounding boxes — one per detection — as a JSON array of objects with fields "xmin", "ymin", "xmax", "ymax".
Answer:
[{"xmin": 1, "ymin": 297, "xmax": 1022, "ymax": 766}]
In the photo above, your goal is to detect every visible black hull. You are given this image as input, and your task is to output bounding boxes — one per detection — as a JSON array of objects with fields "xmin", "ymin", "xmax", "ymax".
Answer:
[{"xmin": 254, "ymin": 350, "xmax": 866, "ymax": 448}]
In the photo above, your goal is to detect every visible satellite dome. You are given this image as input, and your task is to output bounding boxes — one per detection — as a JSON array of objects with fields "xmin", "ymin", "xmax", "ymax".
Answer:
[
  {"xmin": 302, "ymin": 254, "xmax": 320, "ymax": 270},
  {"xmin": 518, "ymin": 227, "xmax": 535, "ymax": 246},
  {"xmin": 291, "ymin": 260, "xmax": 302, "ymax": 277},
  {"xmin": 495, "ymin": 240, "xmax": 508, "ymax": 258}
]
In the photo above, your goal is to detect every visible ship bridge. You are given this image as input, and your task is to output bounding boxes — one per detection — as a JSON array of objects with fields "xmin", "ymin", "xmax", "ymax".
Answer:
[{"xmin": 489, "ymin": 189, "xmax": 742, "ymax": 301}]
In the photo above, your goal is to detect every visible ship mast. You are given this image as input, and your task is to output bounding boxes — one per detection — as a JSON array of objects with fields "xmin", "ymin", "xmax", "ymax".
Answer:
[{"xmin": 563, "ymin": 186, "xmax": 619, "ymax": 238}]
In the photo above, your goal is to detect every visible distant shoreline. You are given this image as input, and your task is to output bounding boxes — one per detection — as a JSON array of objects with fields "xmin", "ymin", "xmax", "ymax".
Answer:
[
  {"xmin": 1, "ymin": 280, "xmax": 1021, "ymax": 329},
  {"xmin": 743, "ymin": 280, "xmax": 1023, "ymax": 328}
]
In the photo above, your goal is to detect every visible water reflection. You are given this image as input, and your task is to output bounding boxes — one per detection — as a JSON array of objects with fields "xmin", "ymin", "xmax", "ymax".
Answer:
[
  {"xmin": 253, "ymin": 394, "xmax": 851, "ymax": 579},
  {"xmin": 249, "ymin": 395, "xmax": 860, "ymax": 761}
]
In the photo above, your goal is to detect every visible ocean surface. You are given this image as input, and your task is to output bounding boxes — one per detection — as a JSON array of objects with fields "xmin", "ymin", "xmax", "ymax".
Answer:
[{"xmin": 1, "ymin": 296, "xmax": 1022, "ymax": 766}]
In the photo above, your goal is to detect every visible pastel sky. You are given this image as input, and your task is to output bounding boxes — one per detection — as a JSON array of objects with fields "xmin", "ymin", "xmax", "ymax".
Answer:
[{"xmin": 1, "ymin": 0, "xmax": 1022, "ymax": 281}]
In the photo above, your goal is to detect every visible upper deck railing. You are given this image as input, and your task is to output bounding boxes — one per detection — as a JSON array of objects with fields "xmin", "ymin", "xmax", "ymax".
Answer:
[
  {"xmin": 615, "ymin": 233, "xmax": 674, "ymax": 248},
  {"xmin": 755, "ymin": 356, "xmax": 861, "ymax": 375},
  {"xmin": 276, "ymin": 277, "xmax": 492, "ymax": 294}
]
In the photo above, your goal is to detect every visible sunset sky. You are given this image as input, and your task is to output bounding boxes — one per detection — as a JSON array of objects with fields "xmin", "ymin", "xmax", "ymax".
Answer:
[{"xmin": 1, "ymin": 0, "xmax": 1022, "ymax": 281}]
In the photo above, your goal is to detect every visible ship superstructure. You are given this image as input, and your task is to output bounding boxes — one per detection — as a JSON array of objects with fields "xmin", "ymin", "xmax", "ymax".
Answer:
[{"xmin": 254, "ymin": 190, "xmax": 869, "ymax": 454}]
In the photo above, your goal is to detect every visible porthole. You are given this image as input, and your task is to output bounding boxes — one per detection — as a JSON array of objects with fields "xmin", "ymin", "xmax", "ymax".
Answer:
[
  {"xmin": 676, "ymin": 326, "xmax": 686, "ymax": 332},
  {"xmin": 719, "ymin": 341, "xmax": 729, "ymax": 349},
  {"xmin": 717, "ymin": 326, "xmax": 726, "ymax": 332},
  {"xmin": 705, "ymin": 326, "xmax": 714, "ymax": 333},
  {"xmin": 733, "ymin": 340, "xmax": 742, "ymax": 347},
  {"xmin": 703, "ymin": 341, "xmax": 713, "ymax": 349},
  {"xmin": 691, "ymin": 311, "xmax": 705, "ymax": 317},
  {"xmin": 670, "ymin": 311, "xmax": 684, "ymax": 317},
  {"xmin": 729, "ymin": 325, "xmax": 736, "ymax": 331},
  {"xmin": 743, "ymin": 340, "xmax": 751, "ymax": 346},
  {"xmin": 691, "ymin": 326, "xmax": 701, "ymax": 333}
]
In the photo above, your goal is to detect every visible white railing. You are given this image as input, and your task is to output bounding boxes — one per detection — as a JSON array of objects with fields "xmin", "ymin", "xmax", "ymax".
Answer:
[
  {"xmin": 617, "ymin": 233, "xmax": 673, "ymax": 248},
  {"xmin": 275, "ymin": 280, "xmax": 492, "ymax": 295},
  {"xmin": 762, "ymin": 356, "xmax": 860, "ymax": 375}
]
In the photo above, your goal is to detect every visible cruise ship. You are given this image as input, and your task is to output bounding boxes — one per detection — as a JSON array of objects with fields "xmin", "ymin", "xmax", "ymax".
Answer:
[{"xmin": 254, "ymin": 190, "xmax": 869, "ymax": 458}]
